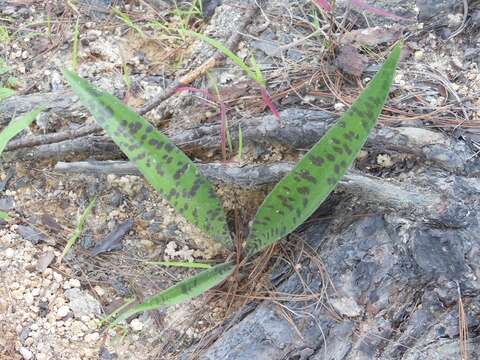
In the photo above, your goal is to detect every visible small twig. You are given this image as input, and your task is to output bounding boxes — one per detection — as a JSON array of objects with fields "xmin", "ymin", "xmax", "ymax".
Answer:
[
  {"xmin": 447, "ymin": 0, "xmax": 469, "ymax": 41},
  {"xmin": 5, "ymin": 123, "xmax": 101, "ymax": 151}
]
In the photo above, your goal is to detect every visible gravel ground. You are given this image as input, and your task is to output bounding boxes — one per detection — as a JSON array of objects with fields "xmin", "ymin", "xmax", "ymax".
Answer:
[{"xmin": 1, "ymin": 0, "xmax": 479, "ymax": 359}]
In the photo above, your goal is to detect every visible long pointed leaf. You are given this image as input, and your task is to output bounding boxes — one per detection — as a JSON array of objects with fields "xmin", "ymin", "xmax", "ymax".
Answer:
[
  {"xmin": 113, "ymin": 261, "xmax": 234, "ymax": 324},
  {"xmin": 246, "ymin": 43, "xmax": 402, "ymax": 256},
  {"xmin": 0, "ymin": 107, "xmax": 42, "ymax": 155},
  {"xmin": 63, "ymin": 70, "xmax": 232, "ymax": 248}
]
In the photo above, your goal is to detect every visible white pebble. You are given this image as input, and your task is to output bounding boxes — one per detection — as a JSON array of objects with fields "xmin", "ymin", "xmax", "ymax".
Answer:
[
  {"xmin": 19, "ymin": 347, "xmax": 33, "ymax": 360},
  {"xmin": 24, "ymin": 292, "xmax": 34, "ymax": 306},
  {"xmin": 5, "ymin": 248, "xmax": 15, "ymax": 258},
  {"xmin": 56, "ymin": 305, "xmax": 70, "ymax": 319},
  {"xmin": 36, "ymin": 353, "xmax": 48, "ymax": 360},
  {"xmin": 84, "ymin": 332, "xmax": 100, "ymax": 343},
  {"xmin": 69, "ymin": 278, "xmax": 81, "ymax": 288},
  {"xmin": 52, "ymin": 272, "xmax": 63, "ymax": 283},
  {"xmin": 130, "ymin": 318, "xmax": 143, "ymax": 332}
]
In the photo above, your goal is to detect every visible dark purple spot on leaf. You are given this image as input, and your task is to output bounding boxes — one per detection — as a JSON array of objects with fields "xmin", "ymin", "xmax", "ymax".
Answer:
[
  {"xmin": 309, "ymin": 155, "xmax": 324, "ymax": 166},
  {"xmin": 129, "ymin": 122, "xmax": 142, "ymax": 134},
  {"xmin": 174, "ymin": 164, "xmax": 189, "ymax": 180},
  {"xmin": 299, "ymin": 170, "xmax": 317, "ymax": 184},
  {"xmin": 297, "ymin": 187, "xmax": 310, "ymax": 194}
]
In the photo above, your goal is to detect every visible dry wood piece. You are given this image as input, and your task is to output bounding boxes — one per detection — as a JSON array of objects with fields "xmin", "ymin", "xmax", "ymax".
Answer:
[
  {"xmin": 8, "ymin": 108, "xmax": 479, "ymax": 176},
  {"xmin": 54, "ymin": 160, "xmax": 471, "ymax": 227},
  {"xmin": 0, "ymin": 90, "xmax": 84, "ymax": 125}
]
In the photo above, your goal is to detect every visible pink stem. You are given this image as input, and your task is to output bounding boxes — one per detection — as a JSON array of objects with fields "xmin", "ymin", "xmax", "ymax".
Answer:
[
  {"xmin": 350, "ymin": 0, "xmax": 409, "ymax": 20},
  {"xmin": 313, "ymin": 0, "xmax": 332, "ymax": 12},
  {"xmin": 260, "ymin": 87, "xmax": 281, "ymax": 121},
  {"xmin": 176, "ymin": 86, "xmax": 228, "ymax": 160}
]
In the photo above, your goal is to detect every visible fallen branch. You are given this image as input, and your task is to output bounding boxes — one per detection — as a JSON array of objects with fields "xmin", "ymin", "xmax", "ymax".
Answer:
[
  {"xmin": 8, "ymin": 108, "xmax": 477, "ymax": 175},
  {"xmin": 54, "ymin": 160, "xmax": 470, "ymax": 227}
]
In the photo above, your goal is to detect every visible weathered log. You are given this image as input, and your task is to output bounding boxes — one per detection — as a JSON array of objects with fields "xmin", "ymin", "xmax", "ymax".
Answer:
[
  {"xmin": 53, "ymin": 160, "xmax": 472, "ymax": 228},
  {"xmin": 9, "ymin": 108, "xmax": 480, "ymax": 176},
  {"xmin": 0, "ymin": 90, "xmax": 84, "ymax": 125}
]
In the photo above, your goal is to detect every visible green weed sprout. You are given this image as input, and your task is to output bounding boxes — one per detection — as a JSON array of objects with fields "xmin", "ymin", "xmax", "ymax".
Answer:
[
  {"xmin": 58, "ymin": 197, "xmax": 96, "ymax": 263},
  {"xmin": 63, "ymin": 42, "xmax": 402, "ymax": 326}
]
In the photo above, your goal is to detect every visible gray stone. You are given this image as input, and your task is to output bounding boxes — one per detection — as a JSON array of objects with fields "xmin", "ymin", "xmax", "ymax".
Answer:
[
  {"xmin": 17, "ymin": 225, "xmax": 48, "ymax": 245},
  {"xmin": 65, "ymin": 288, "xmax": 101, "ymax": 318},
  {"xmin": 0, "ymin": 196, "xmax": 13, "ymax": 211}
]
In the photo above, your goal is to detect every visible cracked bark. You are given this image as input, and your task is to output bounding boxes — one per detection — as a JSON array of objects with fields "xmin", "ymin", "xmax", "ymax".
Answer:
[{"xmin": 7, "ymin": 108, "xmax": 480, "ymax": 178}]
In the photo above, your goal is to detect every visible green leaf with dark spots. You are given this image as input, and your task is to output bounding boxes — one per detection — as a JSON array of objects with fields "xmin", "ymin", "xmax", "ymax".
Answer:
[
  {"xmin": 63, "ymin": 70, "xmax": 232, "ymax": 248},
  {"xmin": 245, "ymin": 42, "xmax": 402, "ymax": 256},
  {"xmin": 112, "ymin": 261, "xmax": 234, "ymax": 325}
]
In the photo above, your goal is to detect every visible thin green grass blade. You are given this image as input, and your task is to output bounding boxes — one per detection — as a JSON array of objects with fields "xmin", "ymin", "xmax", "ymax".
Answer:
[
  {"xmin": 98, "ymin": 297, "xmax": 135, "ymax": 327},
  {"xmin": 0, "ymin": 107, "xmax": 42, "ymax": 155},
  {"xmin": 63, "ymin": 70, "xmax": 232, "ymax": 248},
  {"xmin": 245, "ymin": 43, "xmax": 402, "ymax": 256},
  {"xmin": 59, "ymin": 197, "xmax": 96, "ymax": 263},
  {"xmin": 112, "ymin": 262, "xmax": 234, "ymax": 325},
  {"xmin": 71, "ymin": 18, "xmax": 80, "ymax": 72},
  {"xmin": 0, "ymin": 210, "xmax": 10, "ymax": 221},
  {"xmin": 146, "ymin": 260, "xmax": 213, "ymax": 269},
  {"xmin": 237, "ymin": 123, "xmax": 243, "ymax": 161},
  {"xmin": 185, "ymin": 30, "xmax": 265, "ymax": 85},
  {"xmin": 0, "ymin": 87, "xmax": 14, "ymax": 101}
]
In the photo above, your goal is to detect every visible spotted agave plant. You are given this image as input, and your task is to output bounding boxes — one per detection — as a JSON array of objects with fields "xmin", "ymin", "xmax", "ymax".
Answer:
[{"xmin": 63, "ymin": 42, "xmax": 401, "ymax": 324}]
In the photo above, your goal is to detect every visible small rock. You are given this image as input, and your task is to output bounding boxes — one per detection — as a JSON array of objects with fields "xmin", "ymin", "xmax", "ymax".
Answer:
[
  {"xmin": 12, "ymin": 289, "xmax": 24, "ymax": 300},
  {"xmin": 56, "ymin": 305, "xmax": 70, "ymax": 319},
  {"xmin": 99, "ymin": 346, "xmax": 114, "ymax": 360},
  {"xmin": 0, "ymin": 196, "xmax": 14, "ymax": 211},
  {"xmin": 69, "ymin": 278, "xmax": 81, "ymax": 288},
  {"xmin": 84, "ymin": 332, "xmax": 100, "ymax": 343},
  {"xmin": 5, "ymin": 248, "xmax": 15, "ymax": 258},
  {"xmin": 17, "ymin": 225, "xmax": 47, "ymax": 244},
  {"xmin": 130, "ymin": 318, "xmax": 143, "ymax": 332},
  {"xmin": 36, "ymin": 353, "xmax": 48, "ymax": 360},
  {"xmin": 24, "ymin": 292, "xmax": 34, "ymax": 306},
  {"xmin": 52, "ymin": 271, "xmax": 63, "ymax": 283},
  {"xmin": 19, "ymin": 325, "xmax": 31, "ymax": 343},
  {"xmin": 65, "ymin": 288, "xmax": 101, "ymax": 318},
  {"xmin": 19, "ymin": 347, "xmax": 33, "ymax": 360},
  {"xmin": 330, "ymin": 297, "xmax": 362, "ymax": 317}
]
